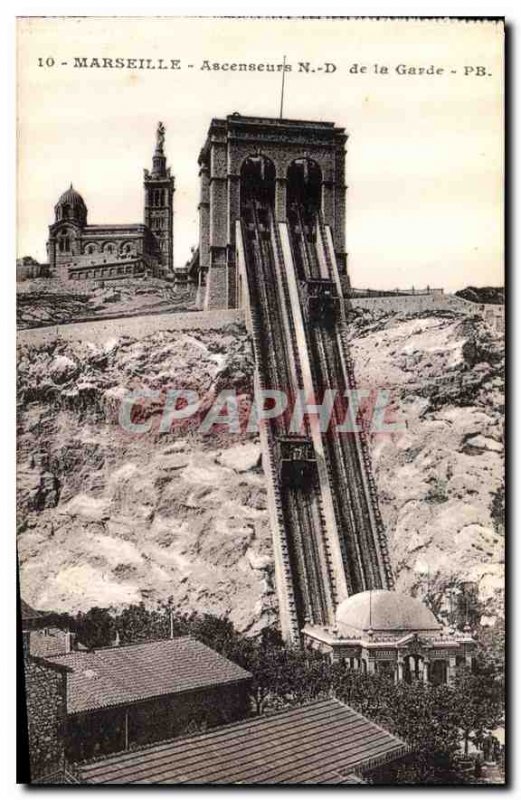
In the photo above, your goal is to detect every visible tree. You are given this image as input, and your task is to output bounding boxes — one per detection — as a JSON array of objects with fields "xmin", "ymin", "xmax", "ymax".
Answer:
[
  {"xmin": 330, "ymin": 664, "xmax": 465, "ymax": 783},
  {"xmin": 387, "ymin": 681, "xmax": 462, "ymax": 781},
  {"xmin": 331, "ymin": 666, "xmax": 395, "ymax": 727},
  {"xmin": 75, "ymin": 607, "xmax": 115, "ymax": 649},
  {"xmin": 117, "ymin": 602, "xmax": 170, "ymax": 644},
  {"xmin": 453, "ymin": 666, "xmax": 504, "ymax": 757},
  {"xmin": 186, "ymin": 613, "xmax": 242, "ymax": 659},
  {"xmin": 32, "ymin": 610, "xmax": 76, "ymax": 633}
]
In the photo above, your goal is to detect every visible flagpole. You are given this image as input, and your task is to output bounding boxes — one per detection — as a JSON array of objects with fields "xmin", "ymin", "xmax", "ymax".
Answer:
[{"xmin": 279, "ymin": 56, "xmax": 287, "ymax": 119}]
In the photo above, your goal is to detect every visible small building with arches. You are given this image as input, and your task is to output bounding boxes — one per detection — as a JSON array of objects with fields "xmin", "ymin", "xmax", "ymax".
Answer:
[
  {"xmin": 47, "ymin": 123, "xmax": 174, "ymax": 281},
  {"xmin": 302, "ymin": 590, "xmax": 475, "ymax": 685}
]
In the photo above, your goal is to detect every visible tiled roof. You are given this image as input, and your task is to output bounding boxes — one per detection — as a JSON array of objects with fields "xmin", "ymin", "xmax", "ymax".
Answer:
[
  {"xmin": 79, "ymin": 699, "xmax": 408, "ymax": 785},
  {"xmin": 45, "ymin": 636, "xmax": 251, "ymax": 715}
]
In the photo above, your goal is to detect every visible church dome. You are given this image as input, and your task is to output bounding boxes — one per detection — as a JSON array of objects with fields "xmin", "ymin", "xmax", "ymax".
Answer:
[
  {"xmin": 336, "ymin": 590, "xmax": 441, "ymax": 636},
  {"xmin": 55, "ymin": 184, "xmax": 87, "ymax": 224}
]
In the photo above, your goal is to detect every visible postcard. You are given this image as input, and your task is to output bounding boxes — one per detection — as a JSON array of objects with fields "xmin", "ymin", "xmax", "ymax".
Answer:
[{"xmin": 17, "ymin": 16, "xmax": 504, "ymax": 785}]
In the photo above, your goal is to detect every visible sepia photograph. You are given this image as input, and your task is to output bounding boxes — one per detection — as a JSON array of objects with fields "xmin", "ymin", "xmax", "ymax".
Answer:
[{"xmin": 15, "ymin": 15, "xmax": 505, "ymax": 786}]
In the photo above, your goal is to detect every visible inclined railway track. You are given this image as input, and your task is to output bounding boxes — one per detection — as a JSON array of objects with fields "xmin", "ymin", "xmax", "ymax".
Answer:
[
  {"xmin": 288, "ymin": 206, "xmax": 393, "ymax": 592},
  {"xmin": 238, "ymin": 197, "xmax": 394, "ymax": 640},
  {"xmin": 240, "ymin": 201, "xmax": 335, "ymax": 630},
  {"xmin": 240, "ymin": 215, "xmax": 300, "ymax": 638},
  {"xmin": 315, "ymin": 212, "xmax": 394, "ymax": 590}
]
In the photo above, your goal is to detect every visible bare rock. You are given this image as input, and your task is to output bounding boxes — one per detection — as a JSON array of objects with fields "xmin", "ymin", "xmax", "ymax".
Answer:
[
  {"xmin": 462, "ymin": 434, "xmax": 503, "ymax": 454},
  {"xmin": 217, "ymin": 442, "xmax": 261, "ymax": 472},
  {"xmin": 49, "ymin": 354, "xmax": 78, "ymax": 383}
]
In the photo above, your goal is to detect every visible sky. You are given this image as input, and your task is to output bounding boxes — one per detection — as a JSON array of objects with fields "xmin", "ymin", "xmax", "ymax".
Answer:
[{"xmin": 17, "ymin": 17, "xmax": 503, "ymax": 291}]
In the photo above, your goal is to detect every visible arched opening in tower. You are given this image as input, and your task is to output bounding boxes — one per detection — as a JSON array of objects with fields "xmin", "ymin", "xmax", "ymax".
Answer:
[
  {"xmin": 287, "ymin": 158, "xmax": 322, "ymax": 225},
  {"xmin": 286, "ymin": 159, "xmax": 323, "ymax": 281},
  {"xmin": 240, "ymin": 155, "xmax": 276, "ymax": 218}
]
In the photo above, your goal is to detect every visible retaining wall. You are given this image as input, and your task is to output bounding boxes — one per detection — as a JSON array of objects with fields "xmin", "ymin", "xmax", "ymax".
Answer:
[
  {"xmin": 18, "ymin": 309, "xmax": 246, "ymax": 347},
  {"xmin": 17, "ymin": 294, "xmax": 503, "ymax": 348},
  {"xmin": 350, "ymin": 292, "xmax": 504, "ymax": 332},
  {"xmin": 350, "ymin": 294, "xmax": 442, "ymax": 314}
]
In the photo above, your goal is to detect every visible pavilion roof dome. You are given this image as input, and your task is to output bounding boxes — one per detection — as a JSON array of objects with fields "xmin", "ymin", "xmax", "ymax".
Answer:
[
  {"xmin": 55, "ymin": 184, "xmax": 87, "ymax": 211},
  {"xmin": 336, "ymin": 590, "xmax": 441, "ymax": 635}
]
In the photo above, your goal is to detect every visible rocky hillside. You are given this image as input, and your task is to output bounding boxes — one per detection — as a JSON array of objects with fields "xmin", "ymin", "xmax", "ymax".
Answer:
[
  {"xmin": 350, "ymin": 307, "xmax": 504, "ymax": 620},
  {"xmin": 17, "ymin": 323, "xmax": 277, "ymax": 635},
  {"xmin": 17, "ymin": 277, "xmax": 196, "ymax": 329},
  {"xmin": 17, "ymin": 306, "xmax": 504, "ymax": 632},
  {"xmin": 455, "ymin": 286, "xmax": 504, "ymax": 305}
]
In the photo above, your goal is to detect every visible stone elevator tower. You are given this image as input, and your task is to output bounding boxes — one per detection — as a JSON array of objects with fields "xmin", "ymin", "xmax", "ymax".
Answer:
[
  {"xmin": 144, "ymin": 122, "xmax": 175, "ymax": 273},
  {"xmin": 197, "ymin": 114, "xmax": 349, "ymax": 309}
]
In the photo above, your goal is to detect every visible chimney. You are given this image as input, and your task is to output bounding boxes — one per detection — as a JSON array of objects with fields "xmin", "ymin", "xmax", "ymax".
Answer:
[{"xmin": 64, "ymin": 630, "xmax": 75, "ymax": 653}]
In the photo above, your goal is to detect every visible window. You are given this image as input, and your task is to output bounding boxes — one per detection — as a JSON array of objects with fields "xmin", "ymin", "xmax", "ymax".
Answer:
[{"xmin": 58, "ymin": 235, "xmax": 71, "ymax": 253}]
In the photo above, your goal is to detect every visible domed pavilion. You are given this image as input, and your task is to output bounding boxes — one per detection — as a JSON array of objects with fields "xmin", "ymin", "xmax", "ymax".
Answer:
[{"xmin": 302, "ymin": 590, "xmax": 474, "ymax": 684}]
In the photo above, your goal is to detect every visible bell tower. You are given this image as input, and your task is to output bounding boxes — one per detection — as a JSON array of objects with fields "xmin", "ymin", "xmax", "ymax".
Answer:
[{"xmin": 144, "ymin": 122, "xmax": 175, "ymax": 273}]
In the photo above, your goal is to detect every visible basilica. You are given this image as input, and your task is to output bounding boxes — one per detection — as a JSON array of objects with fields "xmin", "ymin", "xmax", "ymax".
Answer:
[{"xmin": 47, "ymin": 123, "xmax": 174, "ymax": 281}]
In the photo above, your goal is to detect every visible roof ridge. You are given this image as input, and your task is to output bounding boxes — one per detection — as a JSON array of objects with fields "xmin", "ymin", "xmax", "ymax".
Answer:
[
  {"xmin": 80, "ymin": 699, "xmax": 341, "ymax": 770},
  {"xmin": 52, "ymin": 635, "xmax": 197, "ymax": 657},
  {"xmin": 97, "ymin": 634, "xmax": 194, "ymax": 652}
]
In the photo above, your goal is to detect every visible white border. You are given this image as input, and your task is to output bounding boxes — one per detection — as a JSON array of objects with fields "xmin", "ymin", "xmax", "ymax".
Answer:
[{"xmin": 1, "ymin": 3, "xmax": 513, "ymax": 797}]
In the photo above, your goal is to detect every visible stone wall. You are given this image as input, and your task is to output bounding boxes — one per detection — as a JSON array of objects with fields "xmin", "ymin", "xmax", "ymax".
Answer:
[
  {"xmin": 68, "ymin": 257, "xmax": 144, "ymax": 281},
  {"xmin": 24, "ymin": 655, "xmax": 67, "ymax": 781},
  {"xmin": 17, "ymin": 262, "xmax": 50, "ymax": 282},
  {"xmin": 442, "ymin": 294, "xmax": 505, "ymax": 332},
  {"xmin": 350, "ymin": 292, "xmax": 505, "ymax": 332},
  {"xmin": 350, "ymin": 294, "xmax": 444, "ymax": 314},
  {"xmin": 17, "ymin": 308, "xmax": 245, "ymax": 347}
]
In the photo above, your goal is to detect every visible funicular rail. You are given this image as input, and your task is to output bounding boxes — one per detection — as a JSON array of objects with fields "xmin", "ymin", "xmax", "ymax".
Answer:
[
  {"xmin": 316, "ymin": 212, "xmax": 394, "ymax": 589},
  {"xmin": 238, "ymin": 195, "xmax": 393, "ymax": 641},
  {"xmin": 237, "ymin": 216, "xmax": 300, "ymax": 642},
  {"xmin": 239, "ymin": 201, "xmax": 335, "ymax": 630},
  {"xmin": 285, "ymin": 210, "xmax": 359, "ymax": 595},
  {"xmin": 270, "ymin": 209, "xmax": 339, "ymax": 614},
  {"xmin": 288, "ymin": 206, "xmax": 394, "ymax": 592}
]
